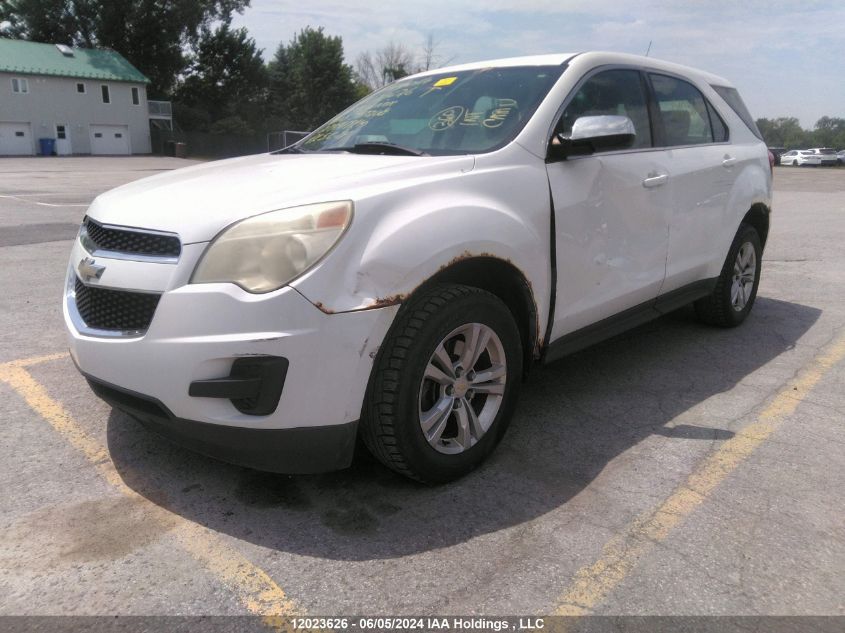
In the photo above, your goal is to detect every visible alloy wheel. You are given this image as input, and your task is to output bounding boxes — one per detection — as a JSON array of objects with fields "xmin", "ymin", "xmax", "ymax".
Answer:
[
  {"xmin": 418, "ymin": 323, "xmax": 507, "ymax": 454},
  {"xmin": 731, "ymin": 242, "xmax": 756, "ymax": 311}
]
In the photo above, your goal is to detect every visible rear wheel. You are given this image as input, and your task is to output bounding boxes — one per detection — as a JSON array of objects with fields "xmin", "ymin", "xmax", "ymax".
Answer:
[
  {"xmin": 695, "ymin": 224, "xmax": 762, "ymax": 327},
  {"xmin": 361, "ymin": 284, "xmax": 522, "ymax": 483}
]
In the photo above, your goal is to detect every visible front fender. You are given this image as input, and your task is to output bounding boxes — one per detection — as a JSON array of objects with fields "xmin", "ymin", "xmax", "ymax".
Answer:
[{"xmin": 290, "ymin": 158, "xmax": 552, "ymax": 330}]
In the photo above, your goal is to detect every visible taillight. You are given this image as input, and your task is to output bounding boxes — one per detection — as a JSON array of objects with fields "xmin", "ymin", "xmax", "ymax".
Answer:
[{"xmin": 768, "ymin": 150, "xmax": 775, "ymax": 175}]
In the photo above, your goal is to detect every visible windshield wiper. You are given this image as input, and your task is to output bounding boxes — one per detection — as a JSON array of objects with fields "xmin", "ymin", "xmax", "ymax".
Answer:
[
  {"xmin": 323, "ymin": 142, "xmax": 429, "ymax": 157},
  {"xmin": 272, "ymin": 145, "xmax": 310, "ymax": 154}
]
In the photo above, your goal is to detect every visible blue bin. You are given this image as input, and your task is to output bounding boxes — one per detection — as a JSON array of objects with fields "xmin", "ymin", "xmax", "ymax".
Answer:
[{"xmin": 38, "ymin": 138, "xmax": 56, "ymax": 156}]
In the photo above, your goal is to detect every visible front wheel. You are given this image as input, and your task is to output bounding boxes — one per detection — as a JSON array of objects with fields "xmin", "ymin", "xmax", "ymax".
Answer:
[
  {"xmin": 695, "ymin": 223, "xmax": 762, "ymax": 327},
  {"xmin": 360, "ymin": 284, "xmax": 522, "ymax": 483}
]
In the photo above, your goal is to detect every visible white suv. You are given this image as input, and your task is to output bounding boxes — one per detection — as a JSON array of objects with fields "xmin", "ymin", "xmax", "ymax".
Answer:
[{"xmin": 64, "ymin": 52, "xmax": 772, "ymax": 483}]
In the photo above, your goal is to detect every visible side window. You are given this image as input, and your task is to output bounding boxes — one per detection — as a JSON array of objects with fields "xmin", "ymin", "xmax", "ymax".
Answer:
[
  {"xmin": 711, "ymin": 85, "xmax": 763, "ymax": 140},
  {"xmin": 649, "ymin": 74, "xmax": 713, "ymax": 146},
  {"xmin": 706, "ymin": 100, "xmax": 728, "ymax": 142},
  {"xmin": 101, "ymin": 84, "xmax": 110, "ymax": 104},
  {"xmin": 559, "ymin": 69, "xmax": 652, "ymax": 149}
]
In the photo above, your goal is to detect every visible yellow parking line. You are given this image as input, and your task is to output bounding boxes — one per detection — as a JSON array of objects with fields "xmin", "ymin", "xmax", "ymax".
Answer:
[
  {"xmin": 554, "ymin": 331, "xmax": 845, "ymax": 616},
  {"xmin": 0, "ymin": 359, "xmax": 302, "ymax": 621}
]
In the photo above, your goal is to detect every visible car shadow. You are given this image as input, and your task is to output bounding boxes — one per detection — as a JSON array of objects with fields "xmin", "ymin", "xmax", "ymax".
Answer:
[{"xmin": 106, "ymin": 297, "xmax": 820, "ymax": 561}]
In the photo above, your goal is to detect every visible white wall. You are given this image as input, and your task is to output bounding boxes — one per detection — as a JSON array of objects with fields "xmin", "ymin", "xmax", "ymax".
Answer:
[{"xmin": 0, "ymin": 72, "xmax": 152, "ymax": 154}]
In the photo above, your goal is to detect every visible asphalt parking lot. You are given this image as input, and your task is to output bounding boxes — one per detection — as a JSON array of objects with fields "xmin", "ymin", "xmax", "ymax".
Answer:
[{"xmin": 1, "ymin": 158, "xmax": 844, "ymax": 622}]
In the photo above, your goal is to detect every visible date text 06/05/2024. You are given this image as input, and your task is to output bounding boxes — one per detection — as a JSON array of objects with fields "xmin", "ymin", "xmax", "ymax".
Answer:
[{"xmin": 290, "ymin": 617, "xmax": 546, "ymax": 631}]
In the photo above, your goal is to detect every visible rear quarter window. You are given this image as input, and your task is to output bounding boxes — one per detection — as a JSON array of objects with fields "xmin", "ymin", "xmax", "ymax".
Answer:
[
  {"xmin": 711, "ymin": 85, "xmax": 762, "ymax": 140},
  {"xmin": 706, "ymin": 100, "xmax": 729, "ymax": 142}
]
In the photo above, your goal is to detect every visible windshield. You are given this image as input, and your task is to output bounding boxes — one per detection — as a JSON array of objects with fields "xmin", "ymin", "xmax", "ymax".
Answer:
[{"xmin": 297, "ymin": 66, "xmax": 564, "ymax": 156}]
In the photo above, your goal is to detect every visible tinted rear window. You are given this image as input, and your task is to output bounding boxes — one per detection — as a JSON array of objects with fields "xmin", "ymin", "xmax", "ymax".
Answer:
[
  {"xmin": 706, "ymin": 100, "xmax": 728, "ymax": 142},
  {"xmin": 711, "ymin": 85, "xmax": 762, "ymax": 140}
]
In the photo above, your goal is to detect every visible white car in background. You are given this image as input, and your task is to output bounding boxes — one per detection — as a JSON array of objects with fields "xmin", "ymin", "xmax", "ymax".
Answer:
[
  {"xmin": 64, "ymin": 52, "xmax": 773, "ymax": 483},
  {"xmin": 805, "ymin": 148, "xmax": 839, "ymax": 166},
  {"xmin": 779, "ymin": 150, "xmax": 821, "ymax": 166}
]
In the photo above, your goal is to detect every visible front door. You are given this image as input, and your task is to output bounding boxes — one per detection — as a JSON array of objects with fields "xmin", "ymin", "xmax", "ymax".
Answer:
[
  {"xmin": 545, "ymin": 68, "xmax": 672, "ymax": 342},
  {"xmin": 55, "ymin": 124, "xmax": 72, "ymax": 155}
]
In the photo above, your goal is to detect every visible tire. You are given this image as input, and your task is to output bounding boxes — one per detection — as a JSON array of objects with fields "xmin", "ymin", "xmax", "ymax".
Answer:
[
  {"xmin": 695, "ymin": 224, "xmax": 762, "ymax": 327},
  {"xmin": 361, "ymin": 283, "xmax": 522, "ymax": 484}
]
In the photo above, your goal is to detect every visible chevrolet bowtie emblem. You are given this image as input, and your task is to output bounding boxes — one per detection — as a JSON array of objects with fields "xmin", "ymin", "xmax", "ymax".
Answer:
[{"xmin": 78, "ymin": 257, "xmax": 106, "ymax": 282}]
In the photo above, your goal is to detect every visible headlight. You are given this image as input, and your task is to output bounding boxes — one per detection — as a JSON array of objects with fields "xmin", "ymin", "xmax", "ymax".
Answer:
[{"xmin": 191, "ymin": 201, "xmax": 353, "ymax": 293}]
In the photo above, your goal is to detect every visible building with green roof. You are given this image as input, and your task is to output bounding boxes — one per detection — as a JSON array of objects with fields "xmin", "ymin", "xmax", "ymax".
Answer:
[{"xmin": 0, "ymin": 38, "xmax": 171, "ymax": 155}]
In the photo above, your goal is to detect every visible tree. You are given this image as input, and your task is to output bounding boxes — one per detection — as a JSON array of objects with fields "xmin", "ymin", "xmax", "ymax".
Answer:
[
  {"xmin": 174, "ymin": 24, "xmax": 268, "ymax": 133},
  {"xmin": 0, "ymin": 0, "xmax": 77, "ymax": 44},
  {"xmin": 755, "ymin": 117, "xmax": 811, "ymax": 149},
  {"xmin": 356, "ymin": 41, "xmax": 415, "ymax": 90},
  {"xmin": 0, "ymin": 0, "xmax": 251, "ymax": 97},
  {"xmin": 355, "ymin": 35, "xmax": 452, "ymax": 90},
  {"xmin": 420, "ymin": 33, "xmax": 452, "ymax": 72},
  {"xmin": 812, "ymin": 116, "xmax": 845, "ymax": 148},
  {"xmin": 268, "ymin": 27, "xmax": 358, "ymax": 131}
]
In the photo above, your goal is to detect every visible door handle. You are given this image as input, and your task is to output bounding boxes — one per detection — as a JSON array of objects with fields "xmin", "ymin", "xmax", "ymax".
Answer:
[
  {"xmin": 642, "ymin": 174, "xmax": 668, "ymax": 188},
  {"xmin": 722, "ymin": 156, "xmax": 737, "ymax": 168}
]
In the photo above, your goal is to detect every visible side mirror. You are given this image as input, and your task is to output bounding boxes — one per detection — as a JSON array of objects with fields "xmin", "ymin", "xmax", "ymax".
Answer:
[{"xmin": 548, "ymin": 115, "xmax": 636, "ymax": 161}]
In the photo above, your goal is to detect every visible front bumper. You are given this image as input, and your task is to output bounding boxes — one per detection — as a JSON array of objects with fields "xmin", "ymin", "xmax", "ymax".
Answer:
[
  {"xmin": 64, "ymin": 237, "xmax": 398, "ymax": 472},
  {"xmin": 85, "ymin": 373, "xmax": 358, "ymax": 473}
]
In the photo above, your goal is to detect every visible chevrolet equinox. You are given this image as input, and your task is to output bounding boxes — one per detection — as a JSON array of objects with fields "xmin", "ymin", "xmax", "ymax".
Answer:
[{"xmin": 64, "ymin": 52, "xmax": 772, "ymax": 483}]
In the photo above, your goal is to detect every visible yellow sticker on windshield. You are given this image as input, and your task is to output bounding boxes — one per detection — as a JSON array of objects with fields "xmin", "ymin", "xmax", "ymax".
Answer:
[{"xmin": 434, "ymin": 77, "xmax": 457, "ymax": 87}]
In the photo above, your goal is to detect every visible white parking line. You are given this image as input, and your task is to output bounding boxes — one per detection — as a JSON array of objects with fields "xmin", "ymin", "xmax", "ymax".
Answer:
[{"xmin": 0, "ymin": 194, "xmax": 89, "ymax": 207}]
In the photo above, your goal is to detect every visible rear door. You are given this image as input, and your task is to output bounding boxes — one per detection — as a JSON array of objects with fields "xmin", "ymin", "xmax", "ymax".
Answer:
[
  {"xmin": 0, "ymin": 122, "xmax": 34, "ymax": 155},
  {"xmin": 647, "ymin": 73, "xmax": 739, "ymax": 292},
  {"xmin": 90, "ymin": 125, "xmax": 131, "ymax": 155},
  {"xmin": 546, "ymin": 68, "xmax": 672, "ymax": 341}
]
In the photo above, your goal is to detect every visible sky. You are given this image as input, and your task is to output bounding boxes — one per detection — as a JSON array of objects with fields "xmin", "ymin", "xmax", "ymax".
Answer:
[{"xmin": 233, "ymin": 0, "xmax": 845, "ymax": 129}]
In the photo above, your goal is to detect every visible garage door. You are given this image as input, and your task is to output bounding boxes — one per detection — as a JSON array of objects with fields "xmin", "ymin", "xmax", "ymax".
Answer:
[
  {"xmin": 0, "ymin": 122, "xmax": 34, "ymax": 156},
  {"xmin": 90, "ymin": 125, "xmax": 131, "ymax": 155}
]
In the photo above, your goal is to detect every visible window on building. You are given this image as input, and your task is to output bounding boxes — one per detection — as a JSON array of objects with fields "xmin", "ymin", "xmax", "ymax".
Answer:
[
  {"xmin": 101, "ymin": 84, "xmax": 110, "ymax": 104},
  {"xmin": 131, "ymin": 87, "xmax": 140, "ymax": 105},
  {"xmin": 76, "ymin": 82, "xmax": 86, "ymax": 94},
  {"xmin": 11, "ymin": 77, "xmax": 29, "ymax": 94}
]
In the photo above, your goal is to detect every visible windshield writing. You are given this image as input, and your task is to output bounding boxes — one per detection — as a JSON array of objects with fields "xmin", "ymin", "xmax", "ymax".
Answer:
[{"xmin": 299, "ymin": 66, "xmax": 563, "ymax": 155}]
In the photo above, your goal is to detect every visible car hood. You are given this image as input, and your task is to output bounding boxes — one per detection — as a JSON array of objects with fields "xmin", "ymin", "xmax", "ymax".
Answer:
[{"xmin": 86, "ymin": 152, "xmax": 475, "ymax": 243}]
